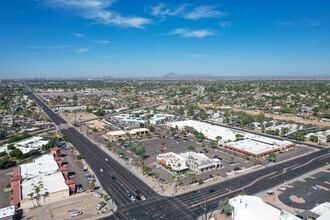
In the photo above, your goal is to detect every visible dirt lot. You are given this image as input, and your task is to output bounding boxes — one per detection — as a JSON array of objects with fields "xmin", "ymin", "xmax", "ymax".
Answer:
[
  {"xmin": 200, "ymin": 104, "xmax": 329, "ymax": 127},
  {"xmin": 22, "ymin": 193, "xmax": 112, "ymax": 220},
  {"xmin": 59, "ymin": 112, "xmax": 98, "ymax": 124}
]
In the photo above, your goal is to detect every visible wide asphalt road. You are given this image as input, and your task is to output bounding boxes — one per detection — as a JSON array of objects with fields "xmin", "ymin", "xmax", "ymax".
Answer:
[{"xmin": 24, "ymin": 82, "xmax": 329, "ymax": 220}]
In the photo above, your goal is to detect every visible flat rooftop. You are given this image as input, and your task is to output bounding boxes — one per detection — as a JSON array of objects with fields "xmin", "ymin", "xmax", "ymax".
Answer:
[
  {"xmin": 21, "ymin": 172, "xmax": 69, "ymax": 200},
  {"xmin": 0, "ymin": 206, "xmax": 15, "ymax": 219},
  {"xmin": 107, "ymin": 130, "xmax": 126, "ymax": 136},
  {"xmin": 168, "ymin": 120, "xmax": 294, "ymax": 148},
  {"xmin": 20, "ymin": 154, "xmax": 58, "ymax": 178},
  {"xmin": 226, "ymin": 139, "xmax": 280, "ymax": 156}
]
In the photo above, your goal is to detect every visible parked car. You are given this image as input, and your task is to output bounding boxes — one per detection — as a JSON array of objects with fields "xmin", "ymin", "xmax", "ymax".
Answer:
[
  {"xmin": 97, "ymin": 201, "xmax": 106, "ymax": 210},
  {"xmin": 93, "ymin": 191, "xmax": 102, "ymax": 198},
  {"xmin": 141, "ymin": 195, "xmax": 146, "ymax": 200},
  {"xmin": 312, "ymin": 186, "xmax": 318, "ymax": 190},
  {"xmin": 70, "ymin": 210, "xmax": 82, "ymax": 217},
  {"xmin": 82, "ymin": 169, "xmax": 88, "ymax": 172},
  {"xmin": 77, "ymin": 188, "xmax": 86, "ymax": 193},
  {"xmin": 181, "ymin": 174, "xmax": 186, "ymax": 179},
  {"xmin": 100, "ymin": 168, "xmax": 103, "ymax": 172},
  {"xmin": 207, "ymin": 189, "xmax": 215, "ymax": 194},
  {"xmin": 279, "ymin": 187, "xmax": 286, "ymax": 191},
  {"xmin": 287, "ymin": 202, "xmax": 294, "ymax": 207},
  {"xmin": 105, "ymin": 158, "xmax": 109, "ymax": 161},
  {"xmin": 84, "ymin": 172, "xmax": 90, "ymax": 176},
  {"xmin": 130, "ymin": 196, "xmax": 136, "ymax": 201}
]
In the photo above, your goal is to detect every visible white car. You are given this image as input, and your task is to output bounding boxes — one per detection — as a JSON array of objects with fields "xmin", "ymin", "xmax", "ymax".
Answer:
[
  {"xmin": 130, "ymin": 196, "xmax": 136, "ymax": 201},
  {"xmin": 141, "ymin": 195, "xmax": 146, "ymax": 200},
  {"xmin": 312, "ymin": 186, "xmax": 318, "ymax": 190},
  {"xmin": 279, "ymin": 187, "xmax": 286, "ymax": 191},
  {"xmin": 100, "ymin": 168, "xmax": 103, "ymax": 172},
  {"xmin": 105, "ymin": 158, "xmax": 109, "ymax": 161}
]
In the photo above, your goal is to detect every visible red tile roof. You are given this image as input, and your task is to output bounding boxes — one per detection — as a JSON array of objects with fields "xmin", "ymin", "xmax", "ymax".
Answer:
[
  {"xmin": 12, "ymin": 183, "xmax": 20, "ymax": 205},
  {"xmin": 10, "ymin": 175, "xmax": 22, "ymax": 182},
  {"xmin": 57, "ymin": 166, "xmax": 68, "ymax": 171},
  {"xmin": 13, "ymin": 167, "xmax": 20, "ymax": 177},
  {"xmin": 65, "ymin": 179, "xmax": 75, "ymax": 185}
]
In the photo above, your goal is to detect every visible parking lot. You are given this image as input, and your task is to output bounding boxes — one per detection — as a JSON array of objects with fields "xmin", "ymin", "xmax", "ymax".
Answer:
[
  {"xmin": 86, "ymin": 123, "xmax": 315, "ymax": 189},
  {"xmin": 278, "ymin": 170, "xmax": 330, "ymax": 209},
  {"xmin": 23, "ymin": 193, "xmax": 112, "ymax": 220},
  {"xmin": 60, "ymin": 144, "xmax": 91, "ymax": 192},
  {"xmin": 0, "ymin": 167, "xmax": 13, "ymax": 208}
]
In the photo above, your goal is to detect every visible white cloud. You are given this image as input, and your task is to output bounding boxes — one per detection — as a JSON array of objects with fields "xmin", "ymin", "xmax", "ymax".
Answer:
[
  {"xmin": 77, "ymin": 48, "xmax": 90, "ymax": 53},
  {"xmin": 147, "ymin": 3, "xmax": 225, "ymax": 21},
  {"xmin": 148, "ymin": 3, "xmax": 189, "ymax": 18},
  {"xmin": 276, "ymin": 22, "xmax": 294, "ymax": 26},
  {"xmin": 219, "ymin": 21, "xmax": 233, "ymax": 29},
  {"xmin": 29, "ymin": 46, "xmax": 43, "ymax": 49},
  {"xmin": 303, "ymin": 19, "xmax": 321, "ymax": 27},
  {"xmin": 184, "ymin": 5, "xmax": 226, "ymax": 20},
  {"xmin": 185, "ymin": 53, "xmax": 210, "ymax": 58},
  {"xmin": 47, "ymin": 45, "xmax": 68, "ymax": 49},
  {"xmin": 170, "ymin": 28, "xmax": 215, "ymax": 38},
  {"xmin": 74, "ymin": 33, "xmax": 85, "ymax": 37},
  {"xmin": 93, "ymin": 40, "xmax": 111, "ymax": 44},
  {"xmin": 44, "ymin": 0, "xmax": 152, "ymax": 29}
]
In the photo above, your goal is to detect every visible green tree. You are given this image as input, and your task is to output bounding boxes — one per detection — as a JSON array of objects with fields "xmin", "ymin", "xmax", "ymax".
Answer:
[
  {"xmin": 187, "ymin": 145, "xmax": 196, "ymax": 151},
  {"xmin": 76, "ymin": 155, "xmax": 82, "ymax": 160},
  {"xmin": 269, "ymin": 152, "xmax": 276, "ymax": 162},
  {"xmin": 9, "ymin": 149, "xmax": 23, "ymax": 159},
  {"xmin": 143, "ymin": 167, "xmax": 152, "ymax": 175},
  {"xmin": 148, "ymin": 126, "xmax": 155, "ymax": 132},
  {"xmin": 0, "ymin": 129, "xmax": 7, "ymax": 140},
  {"xmin": 216, "ymin": 136, "xmax": 222, "ymax": 140},
  {"xmin": 256, "ymin": 113, "xmax": 265, "ymax": 125},
  {"xmin": 218, "ymin": 198, "xmax": 233, "ymax": 216},
  {"xmin": 198, "ymin": 179, "xmax": 204, "ymax": 185},
  {"xmin": 137, "ymin": 148, "xmax": 146, "ymax": 157},
  {"xmin": 230, "ymin": 156, "xmax": 235, "ymax": 164},
  {"xmin": 7, "ymin": 144, "xmax": 15, "ymax": 150},
  {"xmin": 90, "ymin": 179, "xmax": 95, "ymax": 191},
  {"xmin": 103, "ymin": 194, "xmax": 108, "ymax": 202},
  {"xmin": 310, "ymin": 135, "xmax": 318, "ymax": 143}
]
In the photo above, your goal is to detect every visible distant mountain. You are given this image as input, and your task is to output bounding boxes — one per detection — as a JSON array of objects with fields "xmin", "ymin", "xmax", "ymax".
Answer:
[
  {"xmin": 161, "ymin": 72, "xmax": 216, "ymax": 78},
  {"xmin": 181, "ymin": 73, "xmax": 216, "ymax": 78},
  {"xmin": 162, "ymin": 72, "xmax": 181, "ymax": 78}
]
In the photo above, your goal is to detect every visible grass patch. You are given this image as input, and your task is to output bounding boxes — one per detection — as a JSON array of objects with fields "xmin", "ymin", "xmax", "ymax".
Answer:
[{"xmin": 42, "ymin": 132, "xmax": 58, "ymax": 137}]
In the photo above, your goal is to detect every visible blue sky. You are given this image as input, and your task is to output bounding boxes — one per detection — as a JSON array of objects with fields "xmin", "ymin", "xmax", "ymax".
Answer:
[{"xmin": 0, "ymin": 0, "xmax": 329, "ymax": 78}]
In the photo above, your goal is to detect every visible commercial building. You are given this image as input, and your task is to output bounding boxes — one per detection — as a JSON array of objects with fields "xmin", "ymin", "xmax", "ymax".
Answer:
[
  {"xmin": 229, "ymin": 195, "xmax": 300, "ymax": 220},
  {"xmin": 10, "ymin": 148, "xmax": 74, "ymax": 208},
  {"xmin": 168, "ymin": 120, "xmax": 295, "ymax": 157},
  {"xmin": 157, "ymin": 152, "xmax": 221, "ymax": 173},
  {"xmin": 225, "ymin": 139, "xmax": 282, "ymax": 157},
  {"xmin": 106, "ymin": 128, "xmax": 149, "ymax": 140},
  {"xmin": 112, "ymin": 114, "xmax": 147, "ymax": 126},
  {"xmin": 157, "ymin": 152, "xmax": 189, "ymax": 173},
  {"xmin": 0, "ymin": 137, "xmax": 49, "ymax": 157}
]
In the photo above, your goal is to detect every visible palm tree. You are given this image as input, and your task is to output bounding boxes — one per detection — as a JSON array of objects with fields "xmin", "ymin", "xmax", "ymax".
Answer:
[
  {"xmin": 28, "ymin": 192, "xmax": 35, "ymax": 207},
  {"xmin": 35, "ymin": 186, "xmax": 40, "ymax": 206},
  {"xmin": 177, "ymin": 163, "xmax": 182, "ymax": 173}
]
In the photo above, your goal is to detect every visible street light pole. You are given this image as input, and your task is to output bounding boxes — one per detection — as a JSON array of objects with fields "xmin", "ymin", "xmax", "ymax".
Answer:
[{"xmin": 198, "ymin": 191, "xmax": 208, "ymax": 220}]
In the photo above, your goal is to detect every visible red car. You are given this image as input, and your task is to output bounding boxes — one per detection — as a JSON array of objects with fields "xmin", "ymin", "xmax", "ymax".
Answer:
[{"xmin": 160, "ymin": 149, "xmax": 164, "ymax": 152}]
